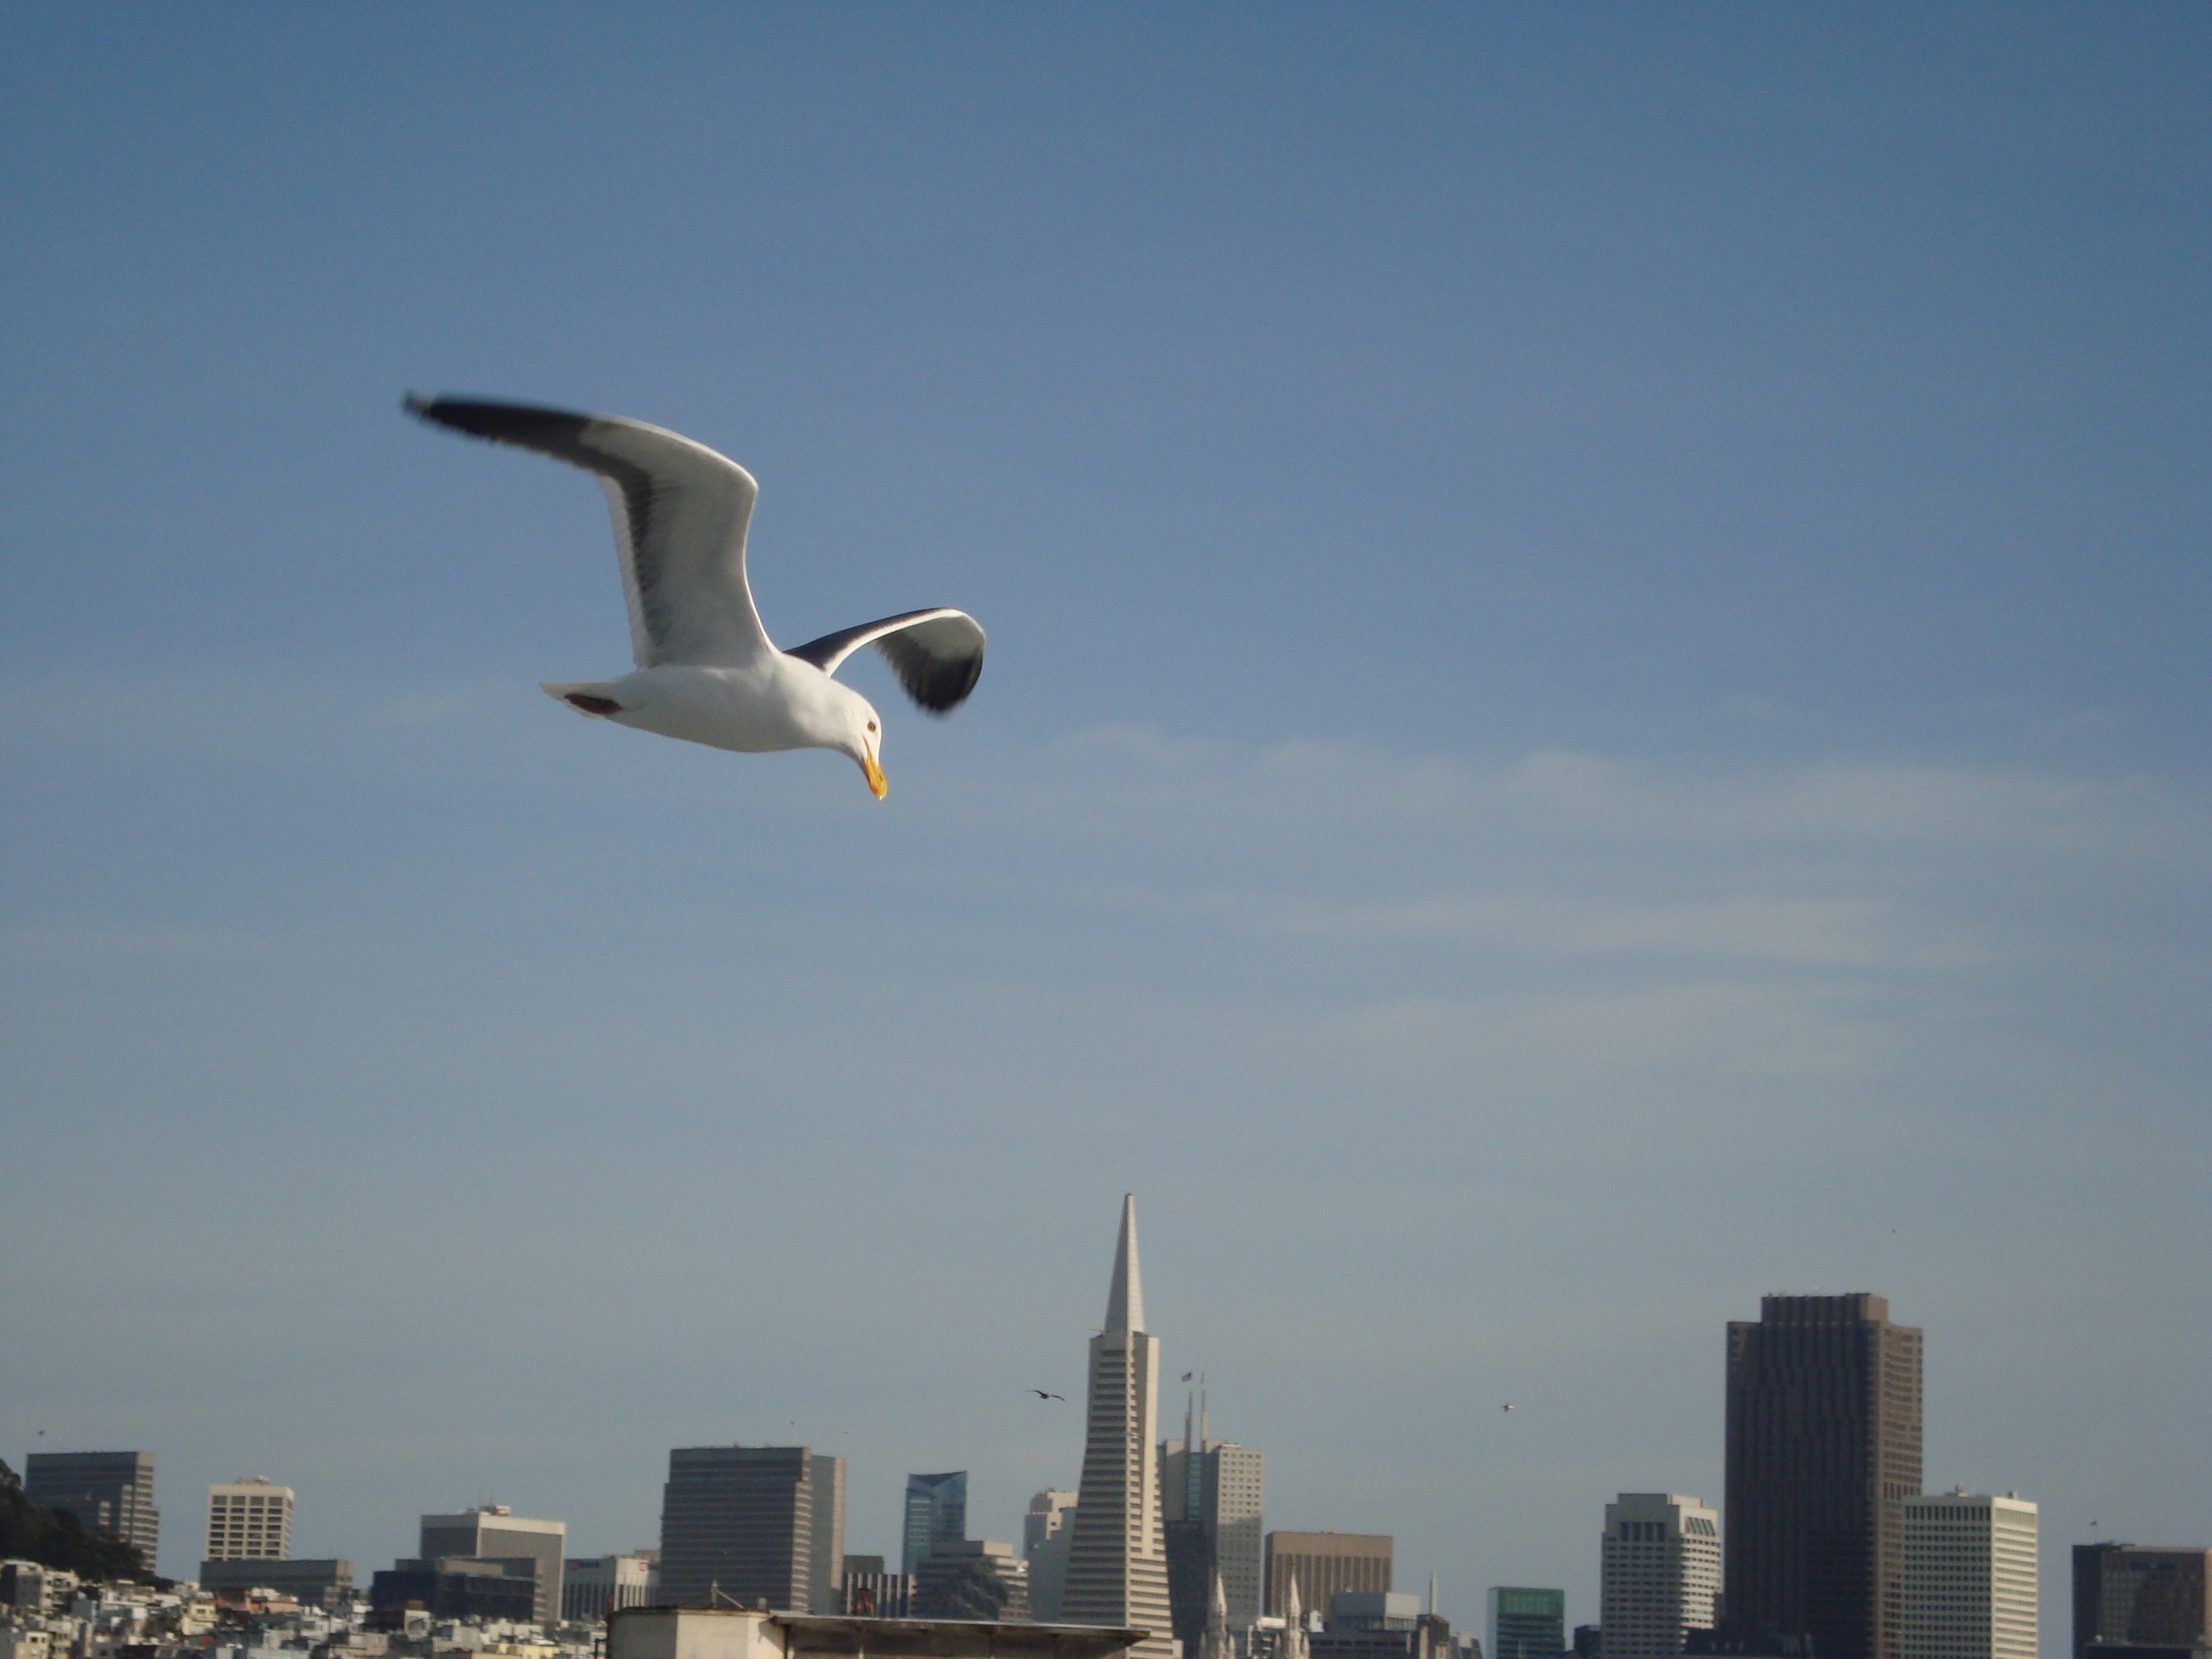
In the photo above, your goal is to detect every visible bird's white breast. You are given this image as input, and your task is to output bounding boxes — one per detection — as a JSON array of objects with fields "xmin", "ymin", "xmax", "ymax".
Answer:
[{"xmin": 603, "ymin": 661, "xmax": 829, "ymax": 754}]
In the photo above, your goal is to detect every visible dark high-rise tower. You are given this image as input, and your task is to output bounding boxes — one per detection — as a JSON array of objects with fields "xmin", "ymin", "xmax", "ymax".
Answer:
[
  {"xmin": 25, "ymin": 1452, "xmax": 159, "ymax": 1571},
  {"xmin": 657, "ymin": 1447, "xmax": 845, "ymax": 1612},
  {"xmin": 2072, "ymin": 1545, "xmax": 2212, "ymax": 1659},
  {"xmin": 1725, "ymin": 1295, "xmax": 1923, "ymax": 1659}
]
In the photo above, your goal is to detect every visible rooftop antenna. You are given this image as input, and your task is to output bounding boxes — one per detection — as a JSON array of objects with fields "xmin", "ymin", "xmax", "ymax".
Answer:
[{"xmin": 1183, "ymin": 1386, "xmax": 1202, "ymax": 1516}]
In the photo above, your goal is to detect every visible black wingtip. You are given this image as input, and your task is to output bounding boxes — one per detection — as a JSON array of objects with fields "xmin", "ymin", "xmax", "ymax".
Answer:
[{"xmin": 400, "ymin": 395, "xmax": 595, "ymax": 449}]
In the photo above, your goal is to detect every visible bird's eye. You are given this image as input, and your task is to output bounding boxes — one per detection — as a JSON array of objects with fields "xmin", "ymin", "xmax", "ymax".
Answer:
[{"xmin": 867, "ymin": 721, "xmax": 877, "ymax": 732}]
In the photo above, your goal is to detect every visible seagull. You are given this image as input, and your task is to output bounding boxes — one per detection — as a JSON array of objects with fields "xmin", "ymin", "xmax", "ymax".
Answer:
[
  {"xmin": 1502, "ymin": 1403, "xmax": 1514, "ymax": 1412},
  {"xmin": 1030, "ymin": 1390, "xmax": 1066, "ymax": 1401},
  {"xmin": 405, "ymin": 395, "xmax": 986, "ymax": 799}
]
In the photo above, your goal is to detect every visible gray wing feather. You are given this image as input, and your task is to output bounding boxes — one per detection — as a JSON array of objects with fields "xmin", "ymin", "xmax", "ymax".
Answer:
[
  {"xmin": 406, "ymin": 395, "xmax": 771, "ymax": 668},
  {"xmin": 786, "ymin": 608, "xmax": 986, "ymax": 714}
]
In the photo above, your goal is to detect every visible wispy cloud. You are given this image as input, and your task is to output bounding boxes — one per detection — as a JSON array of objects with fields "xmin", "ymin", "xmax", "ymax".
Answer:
[{"xmin": 1263, "ymin": 893, "xmax": 1982, "ymax": 970}]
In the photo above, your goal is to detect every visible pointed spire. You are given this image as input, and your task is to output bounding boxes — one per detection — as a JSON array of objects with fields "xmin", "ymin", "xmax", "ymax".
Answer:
[
  {"xmin": 1105, "ymin": 1192, "xmax": 1146, "ymax": 1333},
  {"xmin": 1205, "ymin": 1567, "xmax": 1231, "ymax": 1659}
]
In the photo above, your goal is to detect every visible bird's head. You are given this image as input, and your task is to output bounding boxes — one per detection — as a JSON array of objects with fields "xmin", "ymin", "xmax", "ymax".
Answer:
[{"xmin": 833, "ymin": 687, "xmax": 888, "ymax": 800}]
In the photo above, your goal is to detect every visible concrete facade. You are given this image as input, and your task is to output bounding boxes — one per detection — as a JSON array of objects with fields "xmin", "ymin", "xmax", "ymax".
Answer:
[
  {"xmin": 1901, "ymin": 1493, "xmax": 2036, "ymax": 1659},
  {"xmin": 205, "ymin": 1480, "xmax": 294, "ymax": 1563},
  {"xmin": 1601, "ymin": 1493, "xmax": 1720, "ymax": 1659}
]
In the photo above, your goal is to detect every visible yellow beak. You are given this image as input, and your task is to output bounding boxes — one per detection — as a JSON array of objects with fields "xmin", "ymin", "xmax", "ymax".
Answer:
[{"xmin": 862, "ymin": 747, "xmax": 888, "ymax": 800}]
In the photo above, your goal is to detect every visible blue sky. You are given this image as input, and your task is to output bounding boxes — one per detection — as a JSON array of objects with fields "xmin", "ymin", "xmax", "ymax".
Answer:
[{"xmin": 1, "ymin": 6, "xmax": 2205, "ymax": 1650}]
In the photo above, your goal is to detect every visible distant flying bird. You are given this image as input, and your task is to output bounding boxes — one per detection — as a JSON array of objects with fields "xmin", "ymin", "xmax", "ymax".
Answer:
[
  {"xmin": 1030, "ymin": 1390, "xmax": 1066, "ymax": 1401},
  {"xmin": 405, "ymin": 395, "xmax": 985, "ymax": 799},
  {"xmin": 1502, "ymin": 1403, "xmax": 1514, "ymax": 1412}
]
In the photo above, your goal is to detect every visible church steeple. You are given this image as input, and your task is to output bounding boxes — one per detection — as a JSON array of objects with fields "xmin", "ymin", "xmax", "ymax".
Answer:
[{"xmin": 1105, "ymin": 1192, "xmax": 1146, "ymax": 1334}]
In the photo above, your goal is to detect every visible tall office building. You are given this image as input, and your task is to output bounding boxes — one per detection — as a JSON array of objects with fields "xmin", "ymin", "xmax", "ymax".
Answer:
[
  {"xmin": 1902, "ymin": 1493, "xmax": 2036, "ymax": 1659},
  {"xmin": 809, "ymin": 1454, "xmax": 847, "ymax": 1617},
  {"xmin": 2072, "ymin": 1545, "xmax": 2212, "ymax": 1659},
  {"xmin": 1061, "ymin": 1195, "xmax": 1175, "ymax": 1659},
  {"xmin": 1269, "ymin": 1537, "xmax": 1393, "ymax": 1621},
  {"xmin": 1489, "ymin": 1588, "xmax": 1565, "ymax": 1659},
  {"xmin": 1162, "ymin": 1390, "xmax": 1265, "ymax": 1640},
  {"xmin": 24, "ymin": 1453, "xmax": 158, "ymax": 1570},
  {"xmin": 1726, "ymin": 1294, "xmax": 1924, "ymax": 1659},
  {"xmin": 419, "ymin": 1506, "xmax": 567, "ymax": 1627},
  {"xmin": 205, "ymin": 1480, "xmax": 294, "ymax": 1562},
  {"xmin": 1027, "ymin": 1491, "xmax": 1080, "ymax": 1623},
  {"xmin": 904, "ymin": 1473, "xmax": 971, "ymax": 1575},
  {"xmin": 1601, "ymin": 1494, "xmax": 1720, "ymax": 1659},
  {"xmin": 657, "ymin": 1447, "xmax": 844, "ymax": 1614}
]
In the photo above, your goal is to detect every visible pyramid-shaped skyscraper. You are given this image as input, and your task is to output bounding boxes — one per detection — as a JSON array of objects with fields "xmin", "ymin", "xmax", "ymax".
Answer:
[{"xmin": 1061, "ymin": 1195, "xmax": 1176, "ymax": 1659}]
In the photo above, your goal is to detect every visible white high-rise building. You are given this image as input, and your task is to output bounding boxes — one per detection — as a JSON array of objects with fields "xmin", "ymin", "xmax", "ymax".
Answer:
[
  {"xmin": 206, "ymin": 1479, "xmax": 294, "ymax": 1562},
  {"xmin": 1061, "ymin": 1195, "xmax": 1174, "ymax": 1659},
  {"xmin": 1599, "ymin": 1493, "xmax": 1719, "ymax": 1659},
  {"xmin": 1902, "ymin": 1492, "xmax": 2037, "ymax": 1659}
]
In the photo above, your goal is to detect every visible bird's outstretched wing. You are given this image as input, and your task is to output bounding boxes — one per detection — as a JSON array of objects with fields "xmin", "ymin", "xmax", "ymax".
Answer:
[
  {"xmin": 786, "ymin": 608, "xmax": 986, "ymax": 714},
  {"xmin": 406, "ymin": 395, "xmax": 773, "ymax": 670}
]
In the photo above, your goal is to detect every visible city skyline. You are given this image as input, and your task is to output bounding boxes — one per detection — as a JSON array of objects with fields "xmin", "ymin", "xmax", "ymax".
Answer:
[
  {"xmin": 5, "ymin": 1274, "xmax": 2188, "ymax": 1655},
  {"xmin": 2, "ymin": 11, "xmax": 2206, "ymax": 1659}
]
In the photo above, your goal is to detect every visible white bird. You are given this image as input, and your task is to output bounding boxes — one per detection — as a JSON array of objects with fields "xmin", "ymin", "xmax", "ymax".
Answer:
[{"xmin": 405, "ymin": 395, "xmax": 986, "ymax": 798}]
